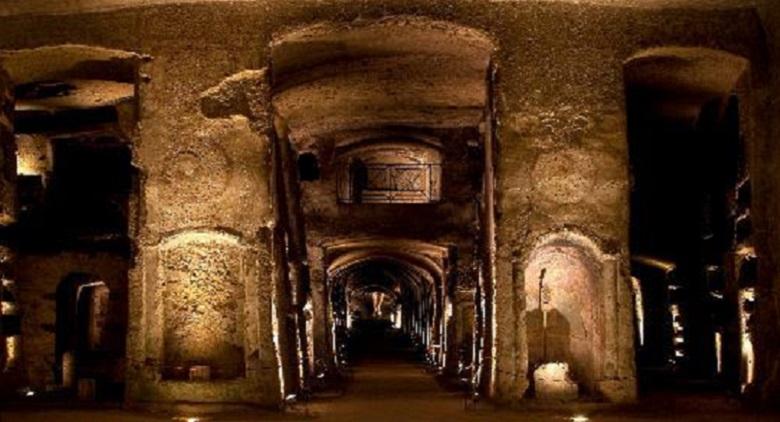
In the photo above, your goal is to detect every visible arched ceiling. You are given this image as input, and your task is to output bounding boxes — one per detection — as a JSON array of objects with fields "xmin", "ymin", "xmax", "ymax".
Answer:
[
  {"xmin": 333, "ymin": 257, "xmax": 432, "ymax": 304},
  {"xmin": 625, "ymin": 47, "xmax": 749, "ymax": 122},
  {"xmin": 271, "ymin": 19, "xmax": 493, "ymax": 139},
  {"xmin": 270, "ymin": 19, "xmax": 494, "ymax": 80},
  {"xmin": 324, "ymin": 237, "xmax": 450, "ymax": 263},
  {"xmin": 326, "ymin": 238, "xmax": 450, "ymax": 305}
]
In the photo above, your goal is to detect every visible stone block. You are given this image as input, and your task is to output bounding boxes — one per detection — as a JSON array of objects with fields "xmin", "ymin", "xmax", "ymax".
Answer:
[{"xmin": 534, "ymin": 362, "xmax": 578, "ymax": 401}]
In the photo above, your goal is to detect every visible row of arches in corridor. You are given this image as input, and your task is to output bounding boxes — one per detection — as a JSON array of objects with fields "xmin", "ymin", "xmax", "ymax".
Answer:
[{"xmin": 0, "ymin": 15, "xmax": 770, "ymax": 408}]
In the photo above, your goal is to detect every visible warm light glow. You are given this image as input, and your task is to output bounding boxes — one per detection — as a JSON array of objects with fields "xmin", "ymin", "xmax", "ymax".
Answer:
[
  {"xmin": 536, "ymin": 362, "xmax": 570, "ymax": 379},
  {"xmin": 736, "ymin": 245, "xmax": 756, "ymax": 258},
  {"xmin": 739, "ymin": 287, "xmax": 755, "ymax": 392},
  {"xmin": 631, "ymin": 277, "xmax": 644, "ymax": 346},
  {"xmin": 570, "ymin": 415, "xmax": 589, "ymax": 422},
  {"xmin": 294, "ymin": 312, "xmax": 305, "ymax": 389},
  {"xmin": 284, "ymin": 393, "xmax": 297, "ymax": 408},
  {"xmin": 304, "ymin": 298, "xmax": 315, "ymax": 377},
  {"xmin": 1, "ymin": 301, "xmax": 16, "ymax": 315},
  {"xmin": 633, "ymin": 255, "xmax": 676, "ymax": 274},
  {"xmin": 172, "ymin": 417, "xmax": 200, "ymax": 422},
  {"xmin": 533, "ymin": 362, "xmax": 578, "ymax": 400},
  {"xmin": 4, "ymin": 335, "xmax": 19, "ymax": 371},
  {"xmin": 15, "ymin": 134, "xmax": 51, "ymax": 178},
  {"xmin": 715, "ymin": 332, "xmax": 723, "ymax": 374},
  {"xmin": 670, "ymin": 304, "xmax": 685, "ymax": 362},
  {"xmin": 270, "ymin": 293, "xmax": 285, "ymax": 400}
]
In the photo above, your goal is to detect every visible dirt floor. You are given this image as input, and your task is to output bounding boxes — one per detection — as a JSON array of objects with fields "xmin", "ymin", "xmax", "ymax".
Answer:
[{"xmin": 2, "ymin": 358, "xmax": 777, "ymax": 422}]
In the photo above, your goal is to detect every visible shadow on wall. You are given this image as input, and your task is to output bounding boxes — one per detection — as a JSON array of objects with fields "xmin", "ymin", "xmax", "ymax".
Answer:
[
  {"xmin": 527, "ymin": 309, "xmax": 572, "ymax": 369},
  {"xmin": 524, "ymin": 237, "xmax": 604, "ymax": 398}
]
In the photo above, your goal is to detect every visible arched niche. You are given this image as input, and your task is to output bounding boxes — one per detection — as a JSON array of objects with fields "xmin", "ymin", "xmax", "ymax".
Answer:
[
  {"xmin": 336, "ymin": 142, "xmax": 442, "ymax": 204},
  {"xmin": 55, "ymin": 273, "xmax": 111, "ymax": 387},
  {"xmin": 324, "ymin": 237, "xmax": 449, "ymax": 365},
  {"xmin": 624, "ymin": 47, "xmax": 757, "ymax": 392},
  {"xmin": 157, "ymin": 230, "xmax": 248, "ymax": 381},
  {"xmin": 523, "ymin": 230, "xmax": 621, "ymax": 398},
  {"xmin": 270, "ymin": 17, "xmax": 493, "ymax": 137}
]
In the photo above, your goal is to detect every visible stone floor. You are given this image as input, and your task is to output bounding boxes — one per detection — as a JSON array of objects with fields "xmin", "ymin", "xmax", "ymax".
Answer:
[{"xmin": 2, "ymin": 358, "xmax": 777, "ymax": 422}]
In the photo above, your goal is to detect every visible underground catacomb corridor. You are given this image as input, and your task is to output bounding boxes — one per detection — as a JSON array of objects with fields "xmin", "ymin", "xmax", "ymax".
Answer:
[{"xmin": 3, "ymin": 1, "xmax": 780, "ymax": 421}]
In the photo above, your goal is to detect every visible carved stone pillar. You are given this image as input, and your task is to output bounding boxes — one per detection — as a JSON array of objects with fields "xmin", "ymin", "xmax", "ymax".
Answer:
[{"xmin": 126, "ymin": 70, "xmax": 285, "ymax": 408}]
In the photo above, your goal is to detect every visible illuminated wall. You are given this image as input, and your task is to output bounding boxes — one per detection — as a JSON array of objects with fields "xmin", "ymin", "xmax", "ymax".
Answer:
[
  {"xmin": 125, "ymin": 74, "xmax": 282, "ymax": 404},
  {"xmin": 522, "ymin": 231, "xmax": 631, "ymax": 400},
  {"xmin": 525, "ymin": 243, "xmax": 600, "ymax": 390},
  {"xmin": 1, "ymin": 0, "xmax": 777, "ymax": 408},
  {"xmin": 160, "ymin": 233, "xmax": 246, "ymax": 380}
]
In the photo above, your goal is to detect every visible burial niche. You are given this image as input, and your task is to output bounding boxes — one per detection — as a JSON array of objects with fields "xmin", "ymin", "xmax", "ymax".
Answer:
[
  {"xmin": 159, "ymin": 232, "xmax": 246, "ymax": 381},
  {"xmin": 524, "ymin": 236, "xmax": 605, "ymax": 399},
  {"xmin": 336, "ymin": 142, "xmax": 442, "ymax": 204}
]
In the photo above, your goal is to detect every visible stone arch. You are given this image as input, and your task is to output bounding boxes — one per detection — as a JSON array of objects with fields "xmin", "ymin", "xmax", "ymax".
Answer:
[
  {"xmin": 268, "ymin": 16, "xmax": 495, "ymax": 395},
  {"xmin": 270, "ymin": 17, "xmax": 495, "ymax": 138},
  {"xmin": 55, "ymin": 272, "xmax": 111, "ymax": 387},
  {"xmin": 624, "ymin": 46, "xmax": 758, "ymax": 394},
  {"xmin": 521, "ymin": 228, "xmax": 623, "ymax": 399},
  {"xmin": 324, "ymin": 237, "xmax": 451, "ymax": 365},
  {"xmin": 156, "ymin": 230, "xmax": 249, "ymax": 381}
]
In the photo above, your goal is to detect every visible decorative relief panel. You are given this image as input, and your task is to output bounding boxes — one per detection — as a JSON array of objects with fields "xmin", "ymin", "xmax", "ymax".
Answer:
[{"xmin": 337, "ymin": 142, "xmax": 442, "ymax": 204}]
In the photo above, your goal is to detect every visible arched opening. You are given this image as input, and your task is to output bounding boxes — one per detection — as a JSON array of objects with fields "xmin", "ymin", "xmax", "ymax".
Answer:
[
  {"xmin": 624, "ymin": 47, "xmax": 754, "ymax": 395},
  {"xmin": 55, "ymin": 273, "xmax": 116, "ymax": 397},
  {"xmin": 523, "ymin": 232, "xmax": 616, "ymax": 401},
  {"xmin": 157, "ymin": 231, "xmax": 247, "ymax": 382},
  {"xmin": 324, "ymin": 239, "xmax": 449, "ymax": 370},
  {"xmin": 268, "ymin": 18, "xmax": 494, "ymax": 401}
]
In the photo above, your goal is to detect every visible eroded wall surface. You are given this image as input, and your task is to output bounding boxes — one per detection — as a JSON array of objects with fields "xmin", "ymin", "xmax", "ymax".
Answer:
[{"xmin": 0, "ymin": 0, "xmax": 776, "ymax": 406}]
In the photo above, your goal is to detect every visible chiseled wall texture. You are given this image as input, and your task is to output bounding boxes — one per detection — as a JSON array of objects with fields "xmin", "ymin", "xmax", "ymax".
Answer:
[{"xmin": 0, "ymin": 0, "xmax": 776, "ymax": 406}]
